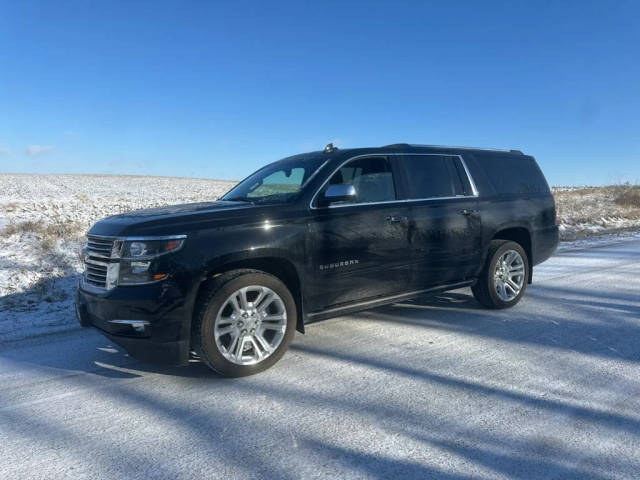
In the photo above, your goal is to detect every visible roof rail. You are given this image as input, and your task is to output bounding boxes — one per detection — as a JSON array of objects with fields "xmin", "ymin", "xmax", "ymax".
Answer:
[
  {"xmin": 380, "ymin": 143, "xmax": 525, "ymax": 154},
  {"xmin": 410, "ymin": 144, "xmax": 524, "ymax": 154}
]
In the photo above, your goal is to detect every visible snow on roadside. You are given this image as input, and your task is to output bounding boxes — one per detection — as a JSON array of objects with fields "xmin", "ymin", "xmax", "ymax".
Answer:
[
  {"xmin": 553, "ymin": 185, "xmax": 640, "ymax": 240},
  {"xmin": 557, "ymin": 229, "xmax": 640, "ymax": 251}
]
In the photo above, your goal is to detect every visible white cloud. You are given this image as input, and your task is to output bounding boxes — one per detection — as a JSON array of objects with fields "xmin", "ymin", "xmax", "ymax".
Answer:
[{"xmin": 25, "ymin": 145, "xmax": 54, "ymax": 156}]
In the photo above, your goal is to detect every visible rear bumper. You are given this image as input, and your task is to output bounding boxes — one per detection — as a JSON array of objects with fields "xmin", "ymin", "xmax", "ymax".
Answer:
[
  {"xmin": 533, "ymin": 225, "xmax": 559, "ymax": 266},
  {"xmin": 75, "ymin": 279, "xmax": 192, "ymax": 366}
]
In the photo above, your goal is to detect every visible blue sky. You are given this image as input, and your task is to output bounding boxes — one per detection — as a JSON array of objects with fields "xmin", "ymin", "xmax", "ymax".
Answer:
[{"xmin": 1, "ymin": 0, "xmax": 638, "ymax": 186}]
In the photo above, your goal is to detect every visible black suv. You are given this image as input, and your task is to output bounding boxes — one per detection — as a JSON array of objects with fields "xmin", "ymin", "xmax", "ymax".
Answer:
[{"xmin": 76, "ymin": 144, "xmax": 558, "ymax": 376}]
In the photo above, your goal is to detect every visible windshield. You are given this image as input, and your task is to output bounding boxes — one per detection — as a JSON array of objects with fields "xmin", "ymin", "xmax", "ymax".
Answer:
[{"xmin": 221, "ymin": 155, "xmax": 327, "ymax": 204}]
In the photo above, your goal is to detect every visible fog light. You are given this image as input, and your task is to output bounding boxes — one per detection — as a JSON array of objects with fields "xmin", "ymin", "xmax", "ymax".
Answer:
[{"xmin": 108, "ymin": 319, "xmax": 150, "ymax": 332}]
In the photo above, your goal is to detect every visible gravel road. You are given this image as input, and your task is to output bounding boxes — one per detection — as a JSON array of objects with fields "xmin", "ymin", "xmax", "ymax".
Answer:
[{"xmin": 1, "ymin": 238, "xmax": 639, "ymax": 479}]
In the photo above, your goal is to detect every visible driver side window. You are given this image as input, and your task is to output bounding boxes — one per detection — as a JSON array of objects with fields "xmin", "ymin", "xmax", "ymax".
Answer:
[{"xmin": 323, "ymin": 157, "xmax": 396, "ymax": 205}]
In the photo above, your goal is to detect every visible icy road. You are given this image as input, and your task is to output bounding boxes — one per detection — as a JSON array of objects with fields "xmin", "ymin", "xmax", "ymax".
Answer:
[{"xmin": 1, "ymin": 238, "xmax": 639, "ymax": 479}]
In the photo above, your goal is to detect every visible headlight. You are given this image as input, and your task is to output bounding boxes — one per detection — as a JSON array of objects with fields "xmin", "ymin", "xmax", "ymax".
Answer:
[
  {"xmin": 117, "ymin": 236, "xmax": 185, "ymax": 285},
  {"xmin": 121, "ymin": 237, "xmax": 185, "ymax": 260}
]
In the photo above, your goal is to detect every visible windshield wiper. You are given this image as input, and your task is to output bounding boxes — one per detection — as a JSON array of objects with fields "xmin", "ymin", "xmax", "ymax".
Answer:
[{"xmin": 223, "ymin": 197, "xmax": 254, "ymax": 203}]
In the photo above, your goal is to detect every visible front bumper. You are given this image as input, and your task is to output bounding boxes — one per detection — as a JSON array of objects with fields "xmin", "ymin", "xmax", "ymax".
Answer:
[{"xmin": 75, "ymin": 278, "xmax": 192, "ymax": 365}]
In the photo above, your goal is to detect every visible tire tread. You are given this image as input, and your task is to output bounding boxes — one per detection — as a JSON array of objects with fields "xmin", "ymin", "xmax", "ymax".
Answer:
[{"xmin": 191, "ymin": 269, "xmax": 262, "ymax": 374}]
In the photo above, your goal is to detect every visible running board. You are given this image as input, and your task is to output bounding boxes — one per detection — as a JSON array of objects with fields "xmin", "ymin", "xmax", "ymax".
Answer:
[{"xmin": 305, "ymin": 279, "xmax": 475, "ymax": 323}]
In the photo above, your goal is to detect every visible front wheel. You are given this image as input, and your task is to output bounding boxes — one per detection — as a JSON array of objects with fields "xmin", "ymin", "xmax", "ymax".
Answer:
[
  {"xmin": 192, "ymin": 269, "xmax": 297, "ymax": 377},
  {"xmin": 472, "ymin": 240, "xmax": 529, "ymax": 309}
]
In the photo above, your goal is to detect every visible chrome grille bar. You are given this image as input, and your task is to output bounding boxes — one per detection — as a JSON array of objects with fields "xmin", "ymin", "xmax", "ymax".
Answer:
[{"xmin": 84, "ymin": 235, "xmax": 117, "ymax": 289}]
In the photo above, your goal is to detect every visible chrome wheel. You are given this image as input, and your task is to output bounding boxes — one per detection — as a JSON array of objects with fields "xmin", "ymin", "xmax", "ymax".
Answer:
[
  {"xmin": 214, "ymin": 285, "xmax": 287, "ymax": 366},
  {"xmin": 493, "ymin": 249, "xmax": 525, "ymax": 302}
]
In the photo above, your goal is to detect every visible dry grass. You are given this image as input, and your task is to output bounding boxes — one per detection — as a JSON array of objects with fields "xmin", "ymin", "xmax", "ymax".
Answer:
[
  {"xmin": 1, "ymin": 202, "xmax": 19, "ymax": 212},
  {"xmin": 552, "ymin": 184, "xmax": 640, "ymax": 240},
  {"xmin": 3, "ymin": 219, "xmax": 84, "ymax": 251},
  {"xmin": 612, "ymin": 183, "xmax": 640, "ymax": 208}
]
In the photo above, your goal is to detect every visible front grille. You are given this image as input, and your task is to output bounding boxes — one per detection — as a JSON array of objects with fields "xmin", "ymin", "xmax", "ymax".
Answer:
[
  {"xmin": 85, "ymin": 258, "xmax": 109, "ymax": 287},
  {"xmin": 84, "ymin": 235, "xmax": 118, "ymax": 289},
  {"xmin": 87, "ymin": 236, "xmax": 115, "ymax": 258}
]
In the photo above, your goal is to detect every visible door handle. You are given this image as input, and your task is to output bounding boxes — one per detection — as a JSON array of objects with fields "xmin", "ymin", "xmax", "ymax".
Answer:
[
  {"xmin": 386, "ymin": 215, "xmax": 408, "ymax": 223},
  {"xmin": 459, "ymin": 209, "xmax": 478, "ymax": 216}
]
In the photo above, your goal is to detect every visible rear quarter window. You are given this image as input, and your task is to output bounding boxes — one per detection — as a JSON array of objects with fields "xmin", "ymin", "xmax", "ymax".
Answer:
[{"xmin": 474, "ymin": 154, "xmax": 550, "ymax": 195}]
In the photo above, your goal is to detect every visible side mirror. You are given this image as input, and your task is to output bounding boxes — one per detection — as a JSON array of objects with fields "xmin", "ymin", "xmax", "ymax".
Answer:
[{"xmin": 318, "ymin": 184, "xmax": 357, "ymax": 206}]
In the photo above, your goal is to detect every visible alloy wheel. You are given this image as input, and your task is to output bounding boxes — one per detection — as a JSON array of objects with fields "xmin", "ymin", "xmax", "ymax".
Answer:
[
  {"xmin": 214, "ymin": 285, "xmax": 287, "ymax": 365},
  {"xmin": 493, "ymin": 249, "xmax": 525, "ymax": 302}
]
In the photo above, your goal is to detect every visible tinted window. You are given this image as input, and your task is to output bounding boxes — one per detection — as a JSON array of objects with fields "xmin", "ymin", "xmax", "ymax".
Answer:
[
  {"xmin": 475, "ymin": 154, "xmax": 550, "ymax": 194},
  {"xmin": 222, "ymin": 155, "xmax": 325, "ymax": 204},
  {"xmin": 247, "ymin": 168, "xmax": 305, "ymax": 198},
  {"xmin": 401, "ymin": 155, "xmax": 461, "ymax": 199},
  {"xmin": 322, "ymin": 156, "xmax": 396, "ymax": 204}
]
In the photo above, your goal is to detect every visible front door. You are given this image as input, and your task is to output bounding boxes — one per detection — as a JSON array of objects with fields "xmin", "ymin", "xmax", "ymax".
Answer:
[{"xmin": 305, "ymin": 156, "xmax": 412, "ymax": 312}]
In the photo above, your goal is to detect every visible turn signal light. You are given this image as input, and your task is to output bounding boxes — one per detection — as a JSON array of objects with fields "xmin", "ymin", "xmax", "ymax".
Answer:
[{"xmin": 164, "ymin": 240, "xmax": 182, "ymax": 251}]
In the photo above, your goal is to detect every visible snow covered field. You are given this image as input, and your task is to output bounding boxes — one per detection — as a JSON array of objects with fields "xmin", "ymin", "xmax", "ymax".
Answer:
[
  {"xmin": 0, "ymin": 174, "xmax": 639, "ymax": 343},
  {"xmin": 0, "ymin": 174, "xmax": 235, "ymax": 342}
]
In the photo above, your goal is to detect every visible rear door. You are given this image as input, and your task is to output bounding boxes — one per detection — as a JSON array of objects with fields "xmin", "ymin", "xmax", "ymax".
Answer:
[
  {"xmin": 398, "ymin": 154, "xmax": 483, "ymax": 288},
  {"xmin": 306, "ymin": 156, "xmax": 412, "ymax": 311}
]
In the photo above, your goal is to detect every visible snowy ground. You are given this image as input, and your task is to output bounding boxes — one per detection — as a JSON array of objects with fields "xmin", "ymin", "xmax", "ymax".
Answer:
[
  {"xmin": 0, "ymin": 174, "xmax": 235, "ymax": 342},
  {"xmin": 1, "ymin": 237, "xmax": 639, "ymax": 479},
  {"xmin": 0, "ymin": 174, "xmax": 639, "ymax": 343}
]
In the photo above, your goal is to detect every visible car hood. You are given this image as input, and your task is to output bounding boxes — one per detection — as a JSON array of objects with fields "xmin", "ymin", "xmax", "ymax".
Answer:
[{"xmin": 88, "ymin": 200, "xmax": 269, "ymax": 237}]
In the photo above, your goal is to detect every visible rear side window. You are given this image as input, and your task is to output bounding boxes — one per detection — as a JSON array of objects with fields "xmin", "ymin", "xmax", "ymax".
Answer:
[
  {"xmin": 401, "ymin": 155, "xmax": 465, "ymax": 199},
  {"xmin": 475, "ymin": 154, "xmax": 550, "ymax": 195}
]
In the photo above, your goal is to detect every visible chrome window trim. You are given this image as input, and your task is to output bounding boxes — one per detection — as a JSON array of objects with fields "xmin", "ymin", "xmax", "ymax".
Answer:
[
  {"xmin": 310, "ymin": 153, "xmax": 480, "ymax": 210},
  {"xmin": 301, "ymin": 158, "xmax": 332, "ymax": 188},
  {"xmin": 458, "ymin": 155, "xmax": 479, "ymax": 196}
]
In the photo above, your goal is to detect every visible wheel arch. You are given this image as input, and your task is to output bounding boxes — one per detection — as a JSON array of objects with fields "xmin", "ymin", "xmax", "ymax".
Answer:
[
  {"xmin": 194, "ymin": 255, "xmax": 305, "ymax": 334},
  {"xmin": 491, "ymin": 226, "xmax": 533, "ymax": 284}
]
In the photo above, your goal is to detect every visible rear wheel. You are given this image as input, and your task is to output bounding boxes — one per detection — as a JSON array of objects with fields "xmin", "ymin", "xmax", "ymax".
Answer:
[
  {"xmin": 472, "ymin": 240, "xmax": 529, "ymax": 309},
  {"xmin": 192, "ymin": 269, "xmax": 297, "ymax": 377}
]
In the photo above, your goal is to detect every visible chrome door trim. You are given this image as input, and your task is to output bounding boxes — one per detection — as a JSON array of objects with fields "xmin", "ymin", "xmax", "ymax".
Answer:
[{"xmin": 310, "ymin": 153, "xmax": 480, "ymax": 210}]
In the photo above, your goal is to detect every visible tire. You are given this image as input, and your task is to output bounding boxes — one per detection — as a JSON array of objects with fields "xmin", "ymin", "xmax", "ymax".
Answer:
[
  {"xmin": 192, "ymin": 269, "xmax": 297, "ymax": 377},
  {"xmin": 472, "ymin": 240, "xmax": 529, "ymax": 309}
]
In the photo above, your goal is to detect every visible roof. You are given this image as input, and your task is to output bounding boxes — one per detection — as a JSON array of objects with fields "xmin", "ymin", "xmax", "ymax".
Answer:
[{"xmin": 318, "ymin": 144, "xmax": 526, "ymax": 158}]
